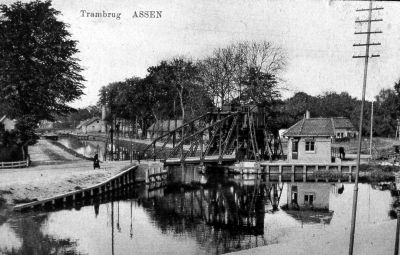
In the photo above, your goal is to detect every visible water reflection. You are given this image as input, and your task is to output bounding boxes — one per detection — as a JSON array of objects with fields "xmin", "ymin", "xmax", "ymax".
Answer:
[
  {"xmin": 281, "ymin": 183, "xmax": 344, "ymax": 225},
  {"xmin": 58, "ymin": 138, "xmax": 104, "ymax": 159},
  {"xmin": 0, "ymin": 166, "xmax": 397, "ymax": 255},
  {"xmin": 1, "ymin": 214, "xmax": 80, "ymax": 255}
]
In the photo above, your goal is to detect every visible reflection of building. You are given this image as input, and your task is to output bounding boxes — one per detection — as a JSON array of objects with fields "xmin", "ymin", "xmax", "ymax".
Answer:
[
  {"xmin": 283, "ymin": 182, "xmax": 339, "ymax": 224},
  {"xmin": 286, "ymin": 183, "xmax": 331, "ymax": 210}
]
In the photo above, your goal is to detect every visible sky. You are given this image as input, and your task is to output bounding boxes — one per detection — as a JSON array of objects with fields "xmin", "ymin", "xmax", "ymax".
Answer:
[{"xmin": 3, "ymin": 0, "xmax": 400, "ymax": 108}]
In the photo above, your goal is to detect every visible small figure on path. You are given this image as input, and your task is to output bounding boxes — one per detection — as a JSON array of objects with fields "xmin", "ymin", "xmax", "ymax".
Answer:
[
  {"xmin": 339, "ymin": 147, "xmax": 345, "ymax": 160},
  {"xmin": 93, "ymin": 153, "xmax": 100, "ymax": 169}
]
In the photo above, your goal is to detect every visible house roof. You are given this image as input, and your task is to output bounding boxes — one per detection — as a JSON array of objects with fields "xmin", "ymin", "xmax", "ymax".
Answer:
[
  {"xmin": 148, "ymin": 120, "xmax": 183, "ymax": 132},
  {"xmin": 283, "ymin": 118, "xmax": 336, "ymax": 137},
  {"xmin": 283, "ymin": 117, "xmax": 355, "ymax": 137},
  {"xmin": 76, "ymin": 117, "xmax": 100, "ymax": 129},
  {"xmin": 332, "ymin": 117, "xmax": 355, "ymax": 130}
]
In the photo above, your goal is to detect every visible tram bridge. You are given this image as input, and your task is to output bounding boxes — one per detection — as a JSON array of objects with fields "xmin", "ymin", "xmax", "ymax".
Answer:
[{"xmin": 138, "ymin": 105, "xmax": 283, "ymax": 165}]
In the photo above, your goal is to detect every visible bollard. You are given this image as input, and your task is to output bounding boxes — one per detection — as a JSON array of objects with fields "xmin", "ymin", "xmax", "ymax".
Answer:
[
  {"xmin": 291, "ymin": 165, "xmax": 295, "ymax": 183},
  {"xmin": 349, "ymin": 165, "xmax": 353, "ymax": 183}
]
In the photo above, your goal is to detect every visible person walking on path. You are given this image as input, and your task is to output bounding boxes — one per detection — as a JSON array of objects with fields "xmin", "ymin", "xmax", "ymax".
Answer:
[
  {"xmin": 93, "ymin": 153, "xmax": 100, "ymax": 169},
  {"xmin": 339, "ymin": 147, "xmax": 346, "ymax": 160}
]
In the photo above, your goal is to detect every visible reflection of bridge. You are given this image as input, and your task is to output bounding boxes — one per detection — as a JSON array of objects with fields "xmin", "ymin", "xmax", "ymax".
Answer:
[
  {"xmin": 139, "ymin": 181, "xmax": 285, "ymax": 253},
  {"xmin": 142, "ymin": 181, "xmax": 284, "ymax": 233},
  {"xmin": 140, "ymin": 105, "xmax": 283, "ymax": 165}
]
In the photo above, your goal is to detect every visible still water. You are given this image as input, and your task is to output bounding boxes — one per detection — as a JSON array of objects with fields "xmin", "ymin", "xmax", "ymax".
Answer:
[
  {"xmin": 58, "ymin": 138, "xmax": 105, "ymax": 159},
  {"xmin": 0, "ymin": 165, "xmax": 397, "ymax": 255},
  {"xmin": 58, "ymin": 137, "xmax": 148, "ymax": 161}
]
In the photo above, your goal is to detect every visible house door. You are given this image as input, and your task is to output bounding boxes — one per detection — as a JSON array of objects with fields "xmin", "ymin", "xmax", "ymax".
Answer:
[{"xmin": 292, "ymin": 139, "xmax": 299, "ymax": 160}]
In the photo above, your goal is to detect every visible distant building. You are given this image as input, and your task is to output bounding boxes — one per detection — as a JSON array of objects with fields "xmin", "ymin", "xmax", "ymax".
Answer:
[
  {"xmin": 38, "ymin": 120, "xmax": 55, "ymax": 130},
  {"xmin": 0, "ymin": 115, "xmax": 16, "ymax": 131},
  {"xmin": 147, "ymin": 120, "xmax": 183, "ymax": 139},
  {"xmin": 76, "ymin": 117, "xmax": 102, "ymax": 133},
  {"xmin": 283, "ymin": 113, "xmax": 357, "ymax": 163},
  {"xmin": 283, "ymin": 117, "xmax": 335, "ymax": 163},
  {"xmin": 332, "ymin": 117, "xmax": 357, "ymax": 139}
]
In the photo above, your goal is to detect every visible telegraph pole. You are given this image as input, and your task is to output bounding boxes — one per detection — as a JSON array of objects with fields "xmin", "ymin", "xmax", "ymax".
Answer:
[
  {"xmin": 349, "ymin": 1, "xmax": 383, "ymax": 254},
  {"xmin": 370, "ymin": 101, "xmax": 374, "ymax": 156}
]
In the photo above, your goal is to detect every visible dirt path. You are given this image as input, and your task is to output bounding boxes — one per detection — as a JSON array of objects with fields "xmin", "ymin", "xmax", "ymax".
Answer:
[
  {"xmin": 0, "ymin": 160, "xmax": 135, "ymax": 206},
  {"xmin": 0, "ymin": 138, "xmax": 137, "ymax": 206},
  {"xmin": 29, "ymin": 139, "xmax": 82, "ymax": 165}
]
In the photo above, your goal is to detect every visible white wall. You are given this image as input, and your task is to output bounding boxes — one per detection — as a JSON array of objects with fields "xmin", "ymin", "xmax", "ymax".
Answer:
[
  {"xmin": 287, "ymin": 183, "xmax": 331, "ymax": 210},
  {"xmin": 335, "ymin": 128, "xmax": 356, "ymax": 138},
  {"xmin": 86, "ymin": 120, "xmax": 102, "ymax": 133},
  {"xmin": 2, "ymin": 118, "xmax": 16, "ymax": 131},
  {"xmin": 287, "ymin": 137, "xmax": 332, "ymax": 163}
]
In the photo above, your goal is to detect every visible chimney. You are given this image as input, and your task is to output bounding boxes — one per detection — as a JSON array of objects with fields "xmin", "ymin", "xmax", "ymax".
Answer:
[{"xmin": 305, "ymin": 110, "xmax": 310, "ymax": 119}]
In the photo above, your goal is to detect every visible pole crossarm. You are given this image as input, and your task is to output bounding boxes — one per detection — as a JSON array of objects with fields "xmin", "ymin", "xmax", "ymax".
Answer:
[
  {"xmin": 352, "ymin": 54, "xmax": 380, "ymax": 58},
  {"xmin": 356, "ymin": 7, "xmax": 383, "ymax": 12},
  {"xmin": 353, "ymin": 42, "xmax": 381, "ymax": 46},
  {"xmin": 354, "ymin": 31, "xmax": 382, "ymax": 34},
  {"xmin": 355, "ymin": 19, "xmax": 383, "ymax": 23}
]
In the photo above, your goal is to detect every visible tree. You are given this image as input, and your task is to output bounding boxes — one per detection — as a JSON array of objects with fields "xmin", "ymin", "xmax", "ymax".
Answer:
[
  {"xmin": 148, "ymin": 58, "xmax": 209, "ymax": 121},
  {"xmin": 199, "ymin": 41, "xmax": 286, "ymax": 107},
  {"xmin": 373, "ymin": 88, "xmax": 399, "ymax": 137},
  {"xmin": 0, "ymin": 0, "xmax": 84, "ymax": 147},
  {"xmin": 200, "ymin": 47, "xmax": 238, "ymax": 106}
]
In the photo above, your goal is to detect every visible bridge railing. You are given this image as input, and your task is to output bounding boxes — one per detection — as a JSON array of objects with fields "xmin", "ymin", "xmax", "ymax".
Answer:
[{"xmin": 142, "ymin": 112, "xmax": 240, "ymax": 164}]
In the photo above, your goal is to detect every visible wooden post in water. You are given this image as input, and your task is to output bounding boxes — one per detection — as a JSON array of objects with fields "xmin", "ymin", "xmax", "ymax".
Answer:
[
  {"xmin": 291, "ymin": 165, "xmax": 295, "ymax": 183},
  {"xmin": 200, "ymin": 132, "xmax": 204, "ymax": 166},
  {"xmin": 395, "ymin": 208, "xmax": 400, "ymax": 255},
  {"xmin": 326, "ymin": 165, "xmax": 329, "ymax": 182},
  {"xmin": 349, "ymin": 166, "xmax": 353, "ymax": 183}
]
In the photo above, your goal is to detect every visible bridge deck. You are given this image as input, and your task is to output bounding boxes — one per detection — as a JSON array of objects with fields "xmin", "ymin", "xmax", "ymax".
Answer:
[{"xmin": 165, "ymin": 155, "xmax": 236, "ymax": 165}]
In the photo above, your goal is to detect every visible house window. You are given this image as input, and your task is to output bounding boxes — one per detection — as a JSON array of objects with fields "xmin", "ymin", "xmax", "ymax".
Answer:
[
  {"xmin": 305, "ymin": 141, "xmax": 315, "ymax": 152},
  {"xmin": 304, "ymin": 193, "xmax": 315, "ymax": 205}
]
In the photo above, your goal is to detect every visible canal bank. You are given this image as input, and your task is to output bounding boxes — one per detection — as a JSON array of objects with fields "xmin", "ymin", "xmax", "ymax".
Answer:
[
  {"xmin": 0, "ymin": 160, "xmax": 134, "ymax": 207},
  {"xmin": 229, "ymin": 219, "xmax": 396, "ymax": 255},
  {"xmin": 0, "ymin": 137, "xmax": 155, "ymax": 208}
]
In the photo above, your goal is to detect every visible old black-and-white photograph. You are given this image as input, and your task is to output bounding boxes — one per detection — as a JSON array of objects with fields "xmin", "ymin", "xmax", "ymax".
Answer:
[{"xmin": 1, "ymin": 0, "xmax": 400, "ymax": 254}]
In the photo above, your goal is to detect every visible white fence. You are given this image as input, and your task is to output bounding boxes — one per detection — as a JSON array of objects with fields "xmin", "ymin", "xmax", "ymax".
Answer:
[{"xmin": 0, "ymin": 159, "xmax": 29, "ymax": 169}]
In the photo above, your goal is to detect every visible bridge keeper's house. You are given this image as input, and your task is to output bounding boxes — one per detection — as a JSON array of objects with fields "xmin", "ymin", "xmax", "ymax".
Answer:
[{"xmin": 283, "ymin": 117, "xmax": 336, "ymax": 163}]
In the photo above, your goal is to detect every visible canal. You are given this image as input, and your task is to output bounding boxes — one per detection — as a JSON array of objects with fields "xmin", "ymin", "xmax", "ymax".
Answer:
[
  {"xmin": 0, "ymin": 166, "xmax": 398, "ymax": 255},
  {"xmin": 57, "ymin": 136, "xmax": 151, "ymax": 161},
  {"xmin": 58, "ymin": 137, "xmax": 105, "ymax": 159}
]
